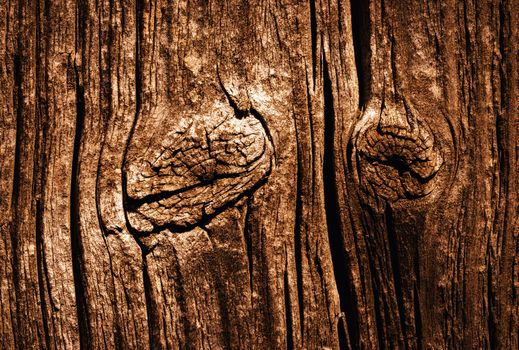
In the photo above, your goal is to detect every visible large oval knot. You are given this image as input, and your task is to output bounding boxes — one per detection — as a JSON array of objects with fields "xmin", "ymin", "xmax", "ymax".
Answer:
[{"xmin": 124, "ymin": 101, "xmax": 274, "ymax": 234}]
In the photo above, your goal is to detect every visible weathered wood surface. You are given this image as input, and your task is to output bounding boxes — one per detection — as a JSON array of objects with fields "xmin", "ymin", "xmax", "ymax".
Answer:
[
  {"xmin": 0, "ymin": 0, "xmax": 516, "ymax": 349},
  {"xmin": 336, "ymin": 1, "xmax": 518, "ymax": 348}
]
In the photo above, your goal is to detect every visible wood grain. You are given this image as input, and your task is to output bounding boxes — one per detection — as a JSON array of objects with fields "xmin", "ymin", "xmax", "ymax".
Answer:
[{"xmin": 0, "ymin": 0, "xmax": 516, "ymax": 349}]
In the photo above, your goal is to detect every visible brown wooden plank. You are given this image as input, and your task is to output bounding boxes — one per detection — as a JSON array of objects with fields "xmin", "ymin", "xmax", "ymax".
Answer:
[
  {"xmin": 0, "ymin": 0, "xmax": 516, "ymax": 348},
  {"xmin": 0, "ymin": 0, "xmax": 18, "ymax": 347},
  {"xmin": 35, "ymin": 0, "xmax": 80, "ymax": 347},
  {"xmin": 333, "ymin": 0, "xmax": 519, "ymax": 348},
  {"xmin": 122, "ymin": 0, "xmax": 355, "ymax": 348},
  {"xmin": 74, "ymin": 0, "xmax": 148, "ymax": 348}
]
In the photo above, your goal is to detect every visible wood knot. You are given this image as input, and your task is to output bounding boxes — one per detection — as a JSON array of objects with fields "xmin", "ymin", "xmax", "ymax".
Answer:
[
  {"xmin": 353, "ymin": 103, "xmax": 443, "ymax": 204},
  {"xmin": 123, "ymin": 102, "xmax": 273, "ymax": 234}
]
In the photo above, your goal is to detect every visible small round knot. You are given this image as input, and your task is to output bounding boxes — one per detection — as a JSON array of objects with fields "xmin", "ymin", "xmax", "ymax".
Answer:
[{"xmin": 354, "ymin": 105, "xmax": 443, "ymax": 204}]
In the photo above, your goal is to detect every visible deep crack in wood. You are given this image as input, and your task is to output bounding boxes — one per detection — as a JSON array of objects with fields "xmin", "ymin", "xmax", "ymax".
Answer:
[{"xmin": 123, "ymin": 102, "xmax": 274, "ymax": 234}]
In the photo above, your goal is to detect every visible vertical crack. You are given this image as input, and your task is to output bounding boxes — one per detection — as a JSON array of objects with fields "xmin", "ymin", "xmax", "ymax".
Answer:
[
  {"xmin": 337, "ymin": 316, "xmax": 350, "ymax": 350},
  {"xmin": 70, "ymin": 55, "xmax": 90, "ymax": 350},
  {"xmin": 35, "ymin": 0, "xmax": 53, "ymax": 346},
  {"xmin": 293, "ymin": 145, "xmax": 305, "ymax": 344},
  {"xmin": 284, "ymin": 271, "xmax": 294, "ymax": 350},
  {"xmin": 244, "ymin": 202, "xmax": 254, "ymax": 293},
  {"xmin": 384, "ymin": 204, "xmax": 407, "ymax": 345},
  {"xmin": 170, "ymin": 246, "xmax": 195, "ymax": 350},
  {"xmin": 142, "ymin": 256, "xmax": 160, "ymax": 349},
  {"xmin": 128, "ymin": 1, "xmax": 157, "ymax": 348},
  {"xmin": 11, "ymin": 1, "xmax": 26, "ymax": 345},
  {"xmin": 10, "ymin": 50, "xmax": 21, "ymax": 350},
  {"xmin": 486, "ymin": 246, "xmax": 496, "ymax": 350},
  {"xmin": 36, "ymin": 199, "xmax": 51, "ymax": 350},
  {"xmin": 322, "ymin": 56, "xmax": 355, "ymax": 349},
  {"xmin": 309, "ymin": 0, "xmax": 317, "ymax": 84},
  {"xmin": 413, "ymin": 217, "xmax": 423, "ymax": 350},
  {"xmin": 413, "ymin": 285, "xmax": 423, "ymax": 350},
  {"xmin": 349, "ymin": 0, "xmax": 371, "ymax": 106},
  {"xmin": 367, "ymin": 240, "xmax": 385, "ymax": 348}
]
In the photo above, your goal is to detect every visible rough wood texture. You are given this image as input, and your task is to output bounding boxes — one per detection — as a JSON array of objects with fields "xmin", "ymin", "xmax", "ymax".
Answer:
[
  {"xmin": 333, "ymin": 1, "xmax": 518, "ymax": 348},
  {"xmin": 0, "ymin": 0, "xmax": 516, "ymax": 349}
]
